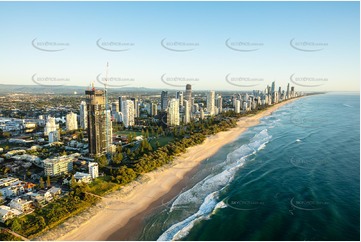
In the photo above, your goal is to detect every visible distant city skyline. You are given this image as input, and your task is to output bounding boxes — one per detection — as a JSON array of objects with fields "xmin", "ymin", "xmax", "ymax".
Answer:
[{"xmin": 0, "ymin": 1, "xmax": 359, "ymax": 92}]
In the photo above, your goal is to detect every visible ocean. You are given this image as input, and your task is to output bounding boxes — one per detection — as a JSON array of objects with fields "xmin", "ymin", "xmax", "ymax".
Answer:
[{"xmin": 137, "ymin": 93, "xmax": 360, "ymax": 241}]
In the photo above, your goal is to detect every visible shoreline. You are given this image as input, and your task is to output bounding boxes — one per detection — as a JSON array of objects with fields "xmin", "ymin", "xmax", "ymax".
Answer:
[{"xmin": 38, "ymin": 97, "xmax": 302, "ymax": 241}]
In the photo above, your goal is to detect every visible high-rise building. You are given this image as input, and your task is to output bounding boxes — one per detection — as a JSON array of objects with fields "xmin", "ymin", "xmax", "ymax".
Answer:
[
  {"xmin": 200, "ymin": 109, "xmax": 205, "ymax": 119},
  {"xmin": 43, "ymin": 153, "xmax": 79, "ymax": 176},
  {"xmin": 216, "ymin": 94, "xmax": 223, "ymax": 113},
  {"xmin": 271, "ymin": 81, "xmax": 276, "ymax": 94},
  {"xmin": 112, "ymin": 101, "xmax": 119, "ymax": 113},
  {"xmin": 183, "ymin": 100, "xmax": 191, "ymax": 124},
  {"xmin": 130, "ymin": 98, "xmax": 139, "ymax": 118},
  {"xmin": 161, "ymin": 91, "xmax": 169, "ymax": 111},
  {"xmin": 207, "ymin": 91, "xmax": 215, "ymax": 115},
  {"xmin": 122, "ymin": 100, "xmax": 135, "ymax": 127},
  {"xmin": 48, "ymin": 130, "xmax": 60, "ymax": 143},
  {"xmin": 151, "ymin": 103, "xmax": 158, "ymax": 116},
  {"xmin": 176, "ymin": 91, "xmax": 184, "ymax": 107},
  {"xmin": 79, "ymin": 101, "xmax": 87, "ymax": 130},
  {"xmin": 44, "ymin": 116, "xmax": 59, "ymax": 136},
  {"xmin": 88, "ymin": 162, "xmax": 99, "ymax": 179},
  {"xmin": 286, "ymin": 83, "xmax": 290, "ymax": 99},
  {"xmin": 66, "ymin": 112, "xmax": 78, "ymax": 131},
  {"xmin": 235, "ymin": 100, "xmax": 241, "ymax": 113},
  {"xmin": 86, "ymin": 88, "xmax": 108, "ymax": 155},
  {"xmin": 167, "ymin": 98, "xmax": 180, "ymax": 126},
  {"xmin": 118, "ymin": 96, "xmax": 126, "ymax": 112},
  {"xmin": 185, "ymin": 84, "xmax": 192, "ymax": 102},
  {"xmin": 105, "ymin": 109, "xmax": 113, "ymax": 151},
  {"xmin": 290, "ymin": 86, "xmax": 295, "ymax": 98}
]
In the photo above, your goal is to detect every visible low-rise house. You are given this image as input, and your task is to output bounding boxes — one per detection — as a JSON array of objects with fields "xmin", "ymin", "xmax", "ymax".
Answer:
[
  {"xmin": 25, "ymin": 192, "xmax": 46, "ymax": 208},
  {"xmin": 23, "ymin": 182, "xmax": 36, "ymax": 193},
  {"xmin": 9, "ymin": 198, "xmax": 33, "ymax": 213},
  {"xmin": 74, "ymin": 172, "xmax": 92, "ymax": 184},
  {"xmin": 0, "ymin": 205, "xmax": 22, "ymax": 223},
  {"xmin": 48, "ymin": 187, "xmax": 61, "ymax": 198},
  {"xmin": 38, "ymin": 190, "xmax": 53, "ymax": 202},
  {"xmin": 0, "ymin": 183, "xmax": 25, "ymax": 198},
  {"xmin": 0, "ymin": 177, "xmax": 19, "ymax": 188}
]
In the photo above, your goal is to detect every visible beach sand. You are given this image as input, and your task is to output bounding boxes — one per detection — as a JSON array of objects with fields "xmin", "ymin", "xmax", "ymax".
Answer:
[{"xmin": 37, "ymin": 98, "xmax": 300, "ymax": 241}]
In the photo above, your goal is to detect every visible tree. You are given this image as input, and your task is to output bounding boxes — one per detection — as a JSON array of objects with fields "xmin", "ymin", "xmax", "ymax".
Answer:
[
  {"xmin": 77, "ymin": 132, "xmax": 84, "ymax": 141},
  {"xmin": 39, "ymin": 177, "xmax": 45, "ymax": 189},
  {"xmin": 2, "ymin": 132, "xmax": 11, "ymax": 138},
  {"xmin": 112, "ymin": 152, "xmax": 123, "ymax": 165},
  {"xmin": 70, "ymin": 175, "xmax": 76, "ymax": 189},
  {"xmin": 95, "ymin": 155, "xmax": 108, "ymax": 168},
  {"xmin": 10, "ymin": 218, "xmax": 22, "ymax": 232},
  {"xmin": 46, "ymin": 175, "xmax": 51, "ymax": 188}
]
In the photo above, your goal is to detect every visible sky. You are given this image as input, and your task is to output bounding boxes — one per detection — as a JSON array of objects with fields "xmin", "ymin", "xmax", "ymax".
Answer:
[{"xmin": 0, "ymin": 1, "xmax": 359, "ymax": 92}]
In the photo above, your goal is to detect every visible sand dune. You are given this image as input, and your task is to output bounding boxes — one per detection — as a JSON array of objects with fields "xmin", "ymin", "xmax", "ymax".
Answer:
[{"xmin": 37, "ymin": 98, "xmax": 299, "ymax": 241}]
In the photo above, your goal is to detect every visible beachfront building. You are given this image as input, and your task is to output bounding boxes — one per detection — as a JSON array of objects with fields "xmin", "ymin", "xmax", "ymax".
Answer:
[
  {"xmin": 74, "ymin": 172, "xmax": 92, "ymax": 184},
  {"xmin": 216, "ymin": 94, "xmax": 223, "ymax": 113},
  {"xmin": 235, "ymin": 100, "xmax": 241, "ymax": 113},
  {"xmin": 43, "ymin": 153, "xmax": 79, "ymax": 176},
  {"xmin": 167, "ymin": 98, "xmax": 180, "ymax": 126},
  {"xmin": 0, "ymin": 205, "xmax": 22, "ymax": 223},
  {"xmin": 9, "ymin": 198, "xmax": 33, "ymax": 213},
  {"xmin": 88, "ymin": 162, "xmax": 99, "ymax": 179},
  {"xmin": 207, "ymin": 91, "xmax": 215, "ymax": 115},
  {"xmin": 86, "ymin": 88, "xmax": 109, "ymax": 155},
  {"xmin": 183, "ymin": 100, "xmax": 191, "ymax": 124}
]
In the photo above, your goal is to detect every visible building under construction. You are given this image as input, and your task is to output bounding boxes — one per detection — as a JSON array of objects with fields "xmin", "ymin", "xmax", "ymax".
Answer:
[{"xmin": 85, "ymin": 87, "xmax": 112, "ymax": 156}]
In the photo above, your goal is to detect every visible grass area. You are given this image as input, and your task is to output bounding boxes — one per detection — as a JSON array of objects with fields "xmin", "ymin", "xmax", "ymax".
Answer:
[
  {"xmin": 87, "ymin": 176, "xmax": 121, "ymax": 196},
  {"xmin": 150, "ymin": 136, "xmax": 174, "ymax": 148},
  {"xmin": 114, "ymin": 130, "xmax": 142, "ymax": 136}
]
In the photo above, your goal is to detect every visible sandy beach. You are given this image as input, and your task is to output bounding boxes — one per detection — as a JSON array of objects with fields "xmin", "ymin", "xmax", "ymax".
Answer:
[{"xmin": 38, "ymin": 98, "xmax": 300, "ymax": 241}]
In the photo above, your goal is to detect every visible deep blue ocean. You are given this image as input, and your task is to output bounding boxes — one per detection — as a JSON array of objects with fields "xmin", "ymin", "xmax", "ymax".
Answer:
[{"xmin": 139, "ymin": 93, "xmax": 360, "ymax": 241}]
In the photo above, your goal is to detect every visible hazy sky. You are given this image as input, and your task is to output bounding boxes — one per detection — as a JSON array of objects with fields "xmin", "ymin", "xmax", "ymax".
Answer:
[{"xmin": 0, "ymin": 1, "xmax": 359, "ymax": 92}]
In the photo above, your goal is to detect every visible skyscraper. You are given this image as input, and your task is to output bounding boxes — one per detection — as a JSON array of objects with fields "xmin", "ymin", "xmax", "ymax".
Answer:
[
  {"xmin": 176, "ymin": 91, "xmax": 184, "ymax": 107},
  {"xmin": 286, "ymin": 83, "xmax": 290, "ymax": 99},
  {"xmin": 235, "ymin": 100, "xmax": 241, "ymax": 113},
  {"xmin": 185, "ymin": 84, "xmax": 192, "ymax": 102},
  {"xmin": 86, "ymin": 88, "xmax": 108, "ymax": 155},
  {"xmin": 118, "ymin": 96, "xmax": 126, "ymax": 112},
  {"xmin": 183, "ymin": 100, "xmax": 191, "ymax": 124},
  {"xmin": 112, "ymin": 101, "xmax": 119, "ymax": 113},
  {"xmin": 79, "ymin": 101, "xmax": 87, "ymax": 130},
  {"xmin": 271, "ymin": 81, "xmax": 276, "ymax": 94},
  {"xmin": 122, "ymin": 100, "xmax": 135, "ymax": 127},
  {"xmin": 207, "ymin": 91, "xmax": 215, "ymax": 115},
  {"xmin": 66, "ymin": 112, "xmax": 78, "ymax": 131},
  {"xmin": 216, "ymin": 94, "xmax": 223, "ymax": 113},
  {"xmin": 161, "ymin": 91, "xmax": 169, "ymax": 111},
  {"xmin": 167, "ymin": 98, "xmax": 180, "ymax": 126}
]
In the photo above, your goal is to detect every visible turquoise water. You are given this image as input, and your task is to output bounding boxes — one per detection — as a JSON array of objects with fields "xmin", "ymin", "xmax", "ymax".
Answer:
[{"xmin": 140, "ymin": 93, "xmax": 360, "ymax": 241}]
